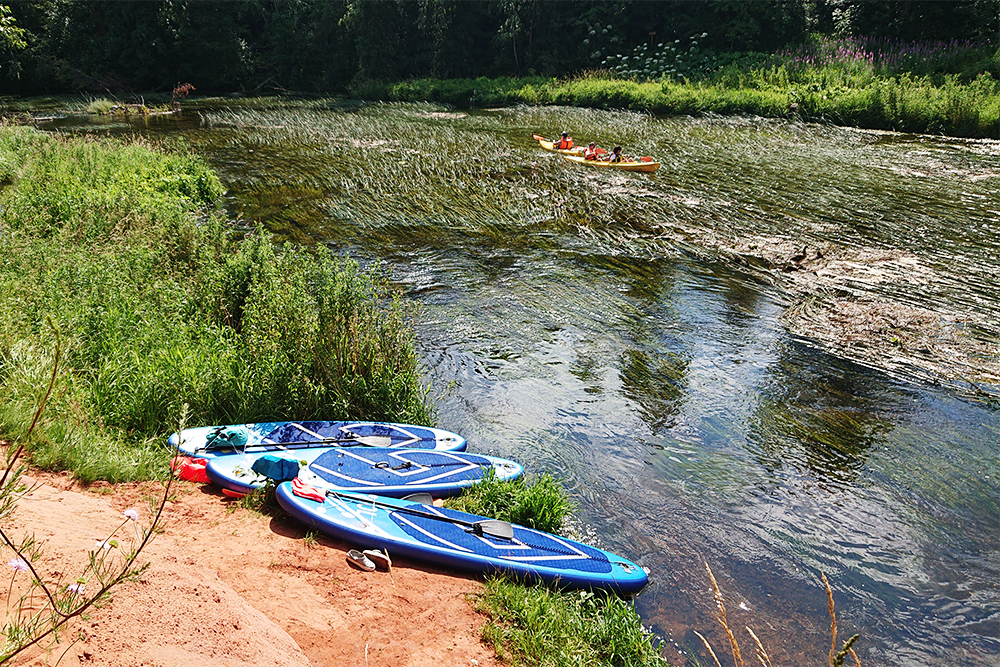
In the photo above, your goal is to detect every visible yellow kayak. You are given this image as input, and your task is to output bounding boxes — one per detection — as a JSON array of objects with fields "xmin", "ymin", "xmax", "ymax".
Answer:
[{"xmin": 561, "ymin": 154, "xmax": 661, "ymax": 173}]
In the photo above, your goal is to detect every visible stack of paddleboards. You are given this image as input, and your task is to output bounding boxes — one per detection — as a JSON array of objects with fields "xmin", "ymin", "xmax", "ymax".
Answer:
[{"xmin": 169, "ymin": 419, "xmax": 648, "ymax": 594}]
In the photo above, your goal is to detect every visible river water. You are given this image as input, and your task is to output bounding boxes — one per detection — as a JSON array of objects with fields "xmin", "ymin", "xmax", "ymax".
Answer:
[{"xmin": 31, "ymin": 99, "xmax": 1000, "ymax": 667}]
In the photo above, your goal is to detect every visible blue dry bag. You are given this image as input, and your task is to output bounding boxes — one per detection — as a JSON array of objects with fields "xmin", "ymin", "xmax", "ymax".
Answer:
[{"xmin": 251, "ymin": 455, "xmax": 300, "ymax": 482}]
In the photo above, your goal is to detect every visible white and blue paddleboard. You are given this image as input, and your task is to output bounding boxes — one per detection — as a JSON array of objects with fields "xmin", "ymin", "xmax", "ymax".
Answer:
[
  {"xmin": 275, "ymin": 482, "xmax": 649, "ymax": 594},
  {"xmin": 205, "ymin": 447, "xmax": 524, "ymax": 497},
  {"xmin": 167, "ymin": 420, "xmax": 467, "ymax": 458}
]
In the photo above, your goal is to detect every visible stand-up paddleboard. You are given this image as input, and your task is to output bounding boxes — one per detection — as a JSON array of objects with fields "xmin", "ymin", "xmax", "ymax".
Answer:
[
  {"xmin": 167, "ymin": 421, "xmax": 467, "ymax": 458},
  {"xmin": 275, "ymin": 482, "xmax": 649, "ymax": 594},
  {"xmin": 206, "ymin": 447, "xmax": 524, "ymax": 497}
]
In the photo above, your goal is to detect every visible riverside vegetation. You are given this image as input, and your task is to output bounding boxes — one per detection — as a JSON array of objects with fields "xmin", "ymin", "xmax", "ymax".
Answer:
[
  {"xmin": 0, "ymin": 124, "xmax": 432, "ymax": 483},
  {"xmin": 353, "ymin": 34, "xmax": 999, "ymax": 139}
]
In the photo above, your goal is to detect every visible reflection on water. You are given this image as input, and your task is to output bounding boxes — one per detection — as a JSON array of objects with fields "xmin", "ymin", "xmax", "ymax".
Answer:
[{"xmin": 22, "ymin": 100, "xmax": 1000, "ymax": 667}]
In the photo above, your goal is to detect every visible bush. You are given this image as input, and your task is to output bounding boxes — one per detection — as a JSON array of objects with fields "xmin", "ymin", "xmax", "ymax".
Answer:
[{"xmin": 0, "ymin": 127, "xmax": 433, "ymax": 482}]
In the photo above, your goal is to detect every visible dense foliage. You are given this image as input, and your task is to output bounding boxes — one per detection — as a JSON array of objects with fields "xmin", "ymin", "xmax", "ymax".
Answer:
[
  {"xmin": 0, "ymin": 126, "xmax": 432, "ymax": 481},
  {"xmin": 0, "ymin": 0, "xmax": 995, "ymax": 94}
]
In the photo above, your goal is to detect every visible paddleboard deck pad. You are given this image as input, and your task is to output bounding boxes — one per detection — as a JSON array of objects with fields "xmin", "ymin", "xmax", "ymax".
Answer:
[
  {"xmin": 206, "ymin": 447, "xmax": 524, "ymax": 497},
  {"xmin": 167, "ymin": 421, "xmax": 467, "ymax": 458},
  {"xmin": 275, "ymin": 483, "xmax": 648, "ymax": 594}
]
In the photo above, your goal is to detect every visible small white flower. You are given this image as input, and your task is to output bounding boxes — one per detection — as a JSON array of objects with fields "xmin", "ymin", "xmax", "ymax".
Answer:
[
  {"xmin": 8, "ymin": 558, "xmax": 29, "ymax": 573},
  {"xmin": 123, "ymin": 508, "xmax": 139, "ymax": 522},
  {"xmin": 68, "ymin": 582, "xmax": 85, "ymax": 595}
]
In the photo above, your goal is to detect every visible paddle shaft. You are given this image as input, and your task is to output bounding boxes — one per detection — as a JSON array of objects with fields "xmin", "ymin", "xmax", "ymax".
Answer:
[
  {"xmin": 200, "ymin": 436, "xmax": 432, "ymax": 452},
  {"xmin": 326, "ymin": 489, "xmax": 514, "ymax": 539}
]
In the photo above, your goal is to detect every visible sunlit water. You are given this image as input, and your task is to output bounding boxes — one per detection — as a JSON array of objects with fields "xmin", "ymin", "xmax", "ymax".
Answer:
[{"xmin": 30, "ymin": 100, "xmax": 1000, "ymax": 666}]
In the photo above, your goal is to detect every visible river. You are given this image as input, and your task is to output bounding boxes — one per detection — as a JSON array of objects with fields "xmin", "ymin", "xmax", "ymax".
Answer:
[{"xmin": 32, "ymin": 99, "xmax": 1000, "ymax": 667}]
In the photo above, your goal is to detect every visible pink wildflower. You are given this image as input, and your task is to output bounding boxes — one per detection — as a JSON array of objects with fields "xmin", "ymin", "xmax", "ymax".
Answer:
[
  {"xmin": 68, "ymin": 582, "xmax": 85, "ymax": 595},
  {"xmin": 123, "ymin": 508, "xmax": 139, "ymax": 522},
  {"xmin": 8, "ymin": 558, "xmax": 29, "ymax": 573}
]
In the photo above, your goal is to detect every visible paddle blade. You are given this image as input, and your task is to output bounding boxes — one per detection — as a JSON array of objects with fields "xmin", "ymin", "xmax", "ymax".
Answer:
[
  {"xmin": 355, "ymin": 435, "xmax": 394, "ymax": 447},
  {"xmin": 640, "ymin": 156, "xmax": 653, "ymax": 162},
  {"xmin": 402, "ymin": 492, "xmax": 434, "ymax": 504},
  {"xmin": 472, "ymin": 519, "xmax": 514, "ymax": 540},
  {"xmin": 532, "ymin": 134, "xmax": 545, "ymax": 141},
  {"xmin": 596, "ymin": 148, "xmax": 607, "ymax": 154}
]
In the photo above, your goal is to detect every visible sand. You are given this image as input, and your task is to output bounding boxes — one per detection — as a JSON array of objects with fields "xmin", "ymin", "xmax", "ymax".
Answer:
[{"xmin": 3, "ymin": 469, "xmax": 499, "ymax": 667}]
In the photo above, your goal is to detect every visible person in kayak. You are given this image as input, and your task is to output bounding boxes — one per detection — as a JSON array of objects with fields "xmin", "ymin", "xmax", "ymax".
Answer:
[
  {"xmin": 554, "ymin": 131, "xmax": 574, "ymax": 150},
  {"xmin": 603, "ymin": 145, "xmax": 624, "ymax": 162},
  {"xmin": 583, "ymin": 142, "xmax": 600, "ymax": 160}
]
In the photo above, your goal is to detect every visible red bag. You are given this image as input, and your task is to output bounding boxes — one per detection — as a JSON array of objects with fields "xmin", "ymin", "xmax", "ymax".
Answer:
[{"xmin": 170, "ymin": 456, "xmax": 210, "ymax": 484}]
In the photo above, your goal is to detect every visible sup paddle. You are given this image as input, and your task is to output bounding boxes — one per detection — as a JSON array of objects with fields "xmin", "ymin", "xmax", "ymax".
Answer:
[
  {"xmin": 199, "ymin": 434, "xmax": 418, "ymax": 452},
  {"xmin": 326, "ymin": 489, "xmax": 515, "ymax": 539}
]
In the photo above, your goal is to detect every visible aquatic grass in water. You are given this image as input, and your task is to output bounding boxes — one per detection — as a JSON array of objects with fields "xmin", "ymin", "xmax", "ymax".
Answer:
[{"xmin": 175, "ymin": 99, "xmax": 1000, "ymax": 393}]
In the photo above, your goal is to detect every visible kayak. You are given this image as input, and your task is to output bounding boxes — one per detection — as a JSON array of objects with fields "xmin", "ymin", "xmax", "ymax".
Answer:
[
  {"xmin": 562, "ymin": 154, "xmax": 661, "ymax": 173},
  {"xmin": 535, "ymin": 137, "xmax": 584, "ymax": 155},
  {"xmin": 167, "ymin": 420, "xmax": 467, "ymax": 458},
  {"xmin": 205, "ymin": 447, "xmax": 524, "ymax": 497},
  {"xmin": 275, "ymin": 482, "xmax": 649, "ymax": 594}
]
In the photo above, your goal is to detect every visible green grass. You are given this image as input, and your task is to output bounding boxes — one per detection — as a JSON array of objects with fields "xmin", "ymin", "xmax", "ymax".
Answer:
[
  {"xmin": 448, "ymin": 474, "xmax": 662, "ymax": 666},
  {"xmin": 445, "ymin": 471, "xmax": 573, "ymax": 536},
  {"xmin": 351, "ymin": 67, "xmax": 1000, "ymax": 138},
  {"xmin": 473, "ymin": 577, "xmax": 667, "ymax": 667},
  {"xmin": 0, "ymin": 125, "xmax": 434, "ymax": 482},
  {"xmin": 84, "ymin": 98, "xmax": 115, "ymax": 114}
]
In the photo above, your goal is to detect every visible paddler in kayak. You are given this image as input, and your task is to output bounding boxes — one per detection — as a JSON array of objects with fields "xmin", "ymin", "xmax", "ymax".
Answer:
[
  {"xmin": 583, "ymin": 142, "xmax": 600, "ymax": 160},
  {"xmin": 553, "ymin": 131, "xmax": 574, "ymax": 150},
  {"xmin": 602, "ymin": 145, "xmax": 625, "ymax": 163}
]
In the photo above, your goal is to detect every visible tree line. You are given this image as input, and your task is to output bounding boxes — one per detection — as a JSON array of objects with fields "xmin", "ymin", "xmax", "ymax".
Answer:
[{"xmin": 0, "ymin": 0, "xmax": 995, "ymax": 95}]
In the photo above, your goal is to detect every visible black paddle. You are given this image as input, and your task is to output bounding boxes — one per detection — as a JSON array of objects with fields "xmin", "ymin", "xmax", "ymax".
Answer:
[
  {"xmin": 199, "ymin": 434, "xmax": 427, "ymax": 452},
  {"xmin": 326, "ymin": 489, "xmax": 515, "ymax": 540}
]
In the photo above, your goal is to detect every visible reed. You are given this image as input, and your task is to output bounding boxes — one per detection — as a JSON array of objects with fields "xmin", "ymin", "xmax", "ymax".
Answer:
[{"xmin": 699, "ymin": 563, "xmax": 862, "ymax": 667}]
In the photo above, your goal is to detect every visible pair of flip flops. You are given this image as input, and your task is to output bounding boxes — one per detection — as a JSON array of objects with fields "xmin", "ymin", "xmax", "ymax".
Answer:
[{"xmin": 347, "ymin": 549, "xmax": 391, "ymax": 572}]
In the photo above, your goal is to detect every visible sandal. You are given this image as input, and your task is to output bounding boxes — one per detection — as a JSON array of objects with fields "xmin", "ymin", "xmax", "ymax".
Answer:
[
  {"xmin": 363, "ymin": 549, "xmax": 392, "ymax": 571},
  {"xmin": 346, "ymin": 549, "xmax": 375, "ymax": 572}
]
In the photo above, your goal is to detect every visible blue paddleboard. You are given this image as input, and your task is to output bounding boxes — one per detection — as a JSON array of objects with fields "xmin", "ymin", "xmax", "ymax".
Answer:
[
  {"xmin": 206, "ymin": 447, "xmax": 524, "ymax": 497},
  {"xmin": 167, "ymin": 420, "xmax": 467, "ymax": 458},
  {"xmin": 275, "ymin": 482, "xmax": 649, "ymax": 594}
]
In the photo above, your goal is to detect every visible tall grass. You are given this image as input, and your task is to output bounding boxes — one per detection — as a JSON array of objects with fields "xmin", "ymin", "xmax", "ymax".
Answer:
[
  {"xmin": 351, "ymin": 35, "xmax": 999, "ymax": 138},
  {"xmin": 445, "ymin": 471, "xmax": 573, "ymax": 535},
  {"xmin": 474, "ymin": 577, "xmax": 667, "ymax": 667},
  {"xmin": 0, "ymin": 125, "xmax": 433, "ymax": 482}
]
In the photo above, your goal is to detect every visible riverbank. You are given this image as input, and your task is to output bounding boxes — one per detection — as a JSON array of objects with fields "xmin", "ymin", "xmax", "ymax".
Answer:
[
  {"xmin": 351, "ymin": 70, "xmax": 999, "ymax": 139},
  {"xmin": 7, "ymin": 466, "xmax": 497, "ymax": 666}
]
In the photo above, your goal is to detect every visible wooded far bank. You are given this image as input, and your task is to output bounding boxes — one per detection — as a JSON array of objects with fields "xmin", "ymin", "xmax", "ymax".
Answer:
[{"xmin": 0, "ymin": 0, "xmax": 995, "ymax": 96}]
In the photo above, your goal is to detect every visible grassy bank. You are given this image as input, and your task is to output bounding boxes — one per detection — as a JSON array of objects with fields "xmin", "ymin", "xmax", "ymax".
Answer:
[
  {"xmin": 0, "ymin": 125, "xmax": 432, "ymax": 482},
  {"xmin": 351, "ymin": 36, "xmax": 999, "ymax": 138},
  {"xmin": 447, "ymin": 474, "xmax": 665, "ymax": 666}
]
